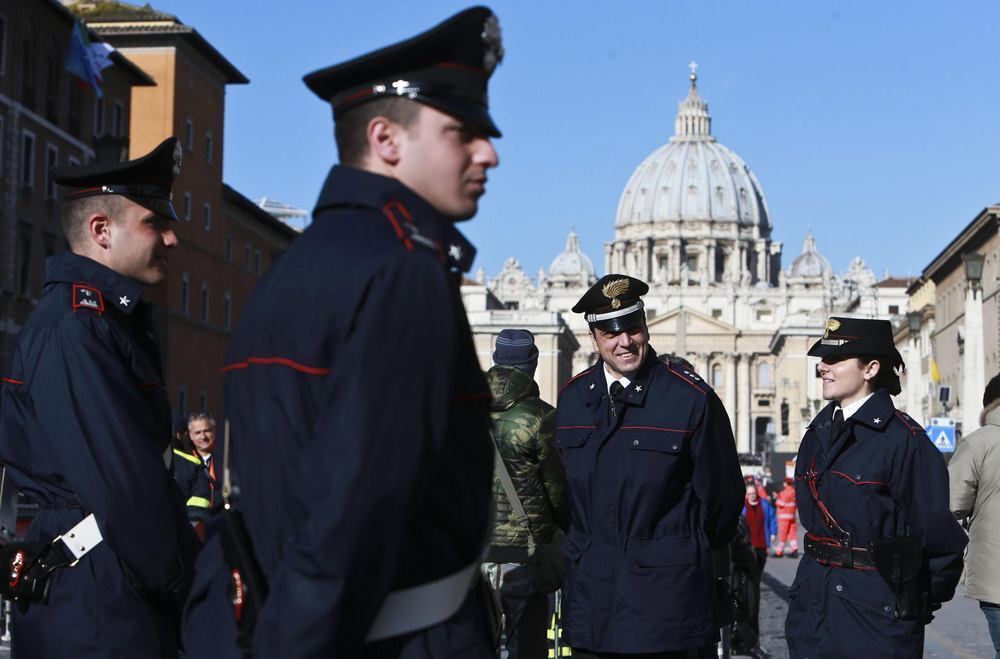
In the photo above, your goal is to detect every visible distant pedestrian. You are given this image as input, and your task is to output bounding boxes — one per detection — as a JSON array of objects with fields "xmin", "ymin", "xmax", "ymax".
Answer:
[
  {"xmin": 949, "ymin": 373, "xmax": 1000, "ymax": 658},
  {"xmin": 743, "ymin": 483, "xmax": 776, "ymax": 573},
  {"xmin": 773, "ymin": 477, "xmax": 798, "ymax": 557}
]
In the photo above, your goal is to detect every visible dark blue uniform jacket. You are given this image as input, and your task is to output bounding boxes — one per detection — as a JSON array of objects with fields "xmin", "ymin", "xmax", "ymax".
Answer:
[
  {"xmin": 555, "ymin": 352, "xmax": 744, "ymax": 653},
  {"xmin": 173, "ymin": 449, "xmax": 211, "ymax": 523},
  {"xmin": 182, "ymin": 166, "xmax": 494, "ymax": 659},
  {"xmin": 0, "ymin": 253, "xmax": 198, "ymax": 658},
  {"xmin": 785, "ymin": 389, "xmax": 967, "ymax": 658}
]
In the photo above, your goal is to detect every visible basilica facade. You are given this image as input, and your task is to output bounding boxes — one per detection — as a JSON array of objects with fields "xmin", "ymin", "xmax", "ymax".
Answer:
[{"xmin": 463, "ymin": 70, "xmax": 909, "ymax": 456}]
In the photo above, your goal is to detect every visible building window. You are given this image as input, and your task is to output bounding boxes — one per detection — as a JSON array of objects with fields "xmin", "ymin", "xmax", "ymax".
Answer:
[
  {"xmin": 757, "ymin": 362, "xmax": 772, "ymax": 388},
  {"xmin": 711, "ymin": 308, "xmax": 722, "ymax": 319},
  {"xmin": 204, "ymin": 130, "xmax": 213, "ymax": 164},
  {"xmin": 16, "ymin": 224, "xmax": 31, "ymax": 296},
  {"xmin": 888, "ymin": 305, "xmax": 900, "ymax": 315},
  {"xmin": 203, "ymin": 203, "xmax": 211, "ymax": 231},
  {"xmin": 199, "ymin": 390, "xmax": 208, "ymax": 412},
  {"xmin": 755, "ymin": 308, "xmax": 773, "ymax": 322},
  {"xmin": 112, "ymin": 101, "xmax": 124, "ymax": 138},
  {"xmin": 45, "ymin": 144, "xmax": 58, "ymax": 200},
  {"xmin": 254, "ymin": 249, "xmax": 261, "ymax": 275},
  {"xmin": 178, "ymin": 386, "xmax": 188, "ymax": 418},
  {"xmin": 0, "ymin": 115, "xmax": 6, "ymax": 175},
  {"xmin": 185, "ymin": 117, "xmax": 193, "ymax": 151},
  {"xmin": 93, "ymin": 96, "xmax": 104, "ymax": 136},
  {"xmin": 21, "ymin": 37, "xmax": 35, "ymax": 108},
  {"xmin": 201, "ymin": 282, "xmax": 209, "ymax": 322},
  {"xmin": 181, "ymin": 272, "xmax": 189, "ymax": 314},
  {"xmin": 224, "ymin": 291, "xmax": 232, "ymax": 330},
  {"xmin": 21, "ymin": 130, "xmax": 35, "ymax": 189},
  {"xmin": 711, "ymin": 364, "xmax": 723, "ymax": 388},
  {"xmin": 0, "ymin": 14, "xmax": 7, "ymax": 75},
  {"xmin": 183, "ymin": 192, "xmax": 191, "ymax": 221},
  {"xmin": 225, "ymin": 233, "xmax": 233, "ymax": 261},
  {"xmin": 68, "ymin": 155, "xmax": 79, "ymax": 168},
  {"xmin": 44, "ymin": 53, "xmax": 58, "ymax": 122},
  {"xmin": 245, "ymin": 242, "xmax": 251, "ymax": 270}
]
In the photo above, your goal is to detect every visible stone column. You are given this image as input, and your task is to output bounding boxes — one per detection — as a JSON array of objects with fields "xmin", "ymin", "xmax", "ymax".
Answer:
[
  {"xmin": 614, "ymin": 243, "xmax": 626, "ymax": 274},
  {"xmin": 755, "ymin": 240, "xmax": 767, "ymax": 283},
  {"xmin": 638, "ymin": 239, "xmax": 650, "ymax": 281},
  {"xmin": 963, "ymin": 284, "xmax": 986, "ymax": 433},
  {"xmin": 737, "ymin": 354, "xmax": 752, "ymax": 452},
  {"xmin": 724, "ymin": 354, "xmax": 738, "ymax": 434},
  {"xmin": 669, "ymin": 240, "xmax": 681, "ymax": 282},
  {"xmin": 604, "ymin": 243, "xmax": 613, "ymax": 276},
  {"xmin": 700, "ymin": 353, "xmax": 712, "ymax": 380}
]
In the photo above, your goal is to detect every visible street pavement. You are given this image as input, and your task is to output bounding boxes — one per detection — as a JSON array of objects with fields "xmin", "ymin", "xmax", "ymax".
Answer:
[{"xmin": 757, "ymin": 547, "xmax": 994, "ymax": 658}]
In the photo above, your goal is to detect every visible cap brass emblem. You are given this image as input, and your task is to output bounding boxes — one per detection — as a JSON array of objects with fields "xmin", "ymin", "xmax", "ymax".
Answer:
[
  {"xmin": 602, "ymin": 278, "xmax": 630, "ymax": 310},
  {"xmin": 823, "ymin": 318, "xmax": 841, "ymax": 338},
  {"xmin": 482, "ymin": 14, "xmax": 504, "ymax": 74}
]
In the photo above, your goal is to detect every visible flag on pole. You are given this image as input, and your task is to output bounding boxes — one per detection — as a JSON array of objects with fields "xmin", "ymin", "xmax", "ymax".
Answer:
[{"xmin": 65, "ymin": 20, "xmax": 114, "ymax": 98}]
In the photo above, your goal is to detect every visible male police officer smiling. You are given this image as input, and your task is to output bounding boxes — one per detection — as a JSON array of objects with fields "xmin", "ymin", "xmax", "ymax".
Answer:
[
  {"xmin": 0, "ymin": 139, "xmax": 198, "ymax": 657},
  {"xmin": 556, "ymin": 275, "xmax": 744, "ymax": 657},
  {"xmin": 182, "ymin": 7, "xmax": 502, "ymax": 658}
]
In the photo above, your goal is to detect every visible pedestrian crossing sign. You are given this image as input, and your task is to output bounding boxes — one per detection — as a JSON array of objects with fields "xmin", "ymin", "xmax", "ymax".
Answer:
[{"xmin": 925, "ymin": 418, "xmax": 956, "ymax": 453}]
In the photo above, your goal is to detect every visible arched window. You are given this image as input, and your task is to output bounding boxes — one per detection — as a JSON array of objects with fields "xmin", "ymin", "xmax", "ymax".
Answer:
[{"xmin": 757, "ymin": 362, "xmax": 772, "ymax": 388}]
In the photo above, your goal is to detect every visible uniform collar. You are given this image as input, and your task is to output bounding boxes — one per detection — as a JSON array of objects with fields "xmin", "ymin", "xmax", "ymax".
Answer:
[
  {"xmin": 585, "ymin": 351, "xmax": 656, "ymax": 408},
  {"xmin": 45, "ymin": 252, "xmax": 145, "ymax": 315},
  {"xmin": 810, "ymin": 388, "xmax": 895, "ymax": 433},
  {"xmin": 314, "ymin": 165, "xmax": 477, "ymax": 272},
  {"xmin": 835, "ymin": 392, "xmax": 875, "ymax": 421}
]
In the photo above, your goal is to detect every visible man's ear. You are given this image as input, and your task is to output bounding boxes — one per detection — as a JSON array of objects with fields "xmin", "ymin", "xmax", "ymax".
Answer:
[
  {"xmin": 367, "ymin": 116, "xmax": 403, "ymax": 166},
  {"xmin": 86, "ymin": 213, "xmax": 112, "ymax": 250}
]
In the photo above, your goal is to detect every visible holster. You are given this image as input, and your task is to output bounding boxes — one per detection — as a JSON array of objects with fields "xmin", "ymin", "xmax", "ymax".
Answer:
[
  {"xmin": 868, "ymin": 536, "xmax": 925, "ymax": 621},
  {"xmin": 0, "ymin": 541, "xmax": 74, "ymax": 609},
  {"xmin": 218, "ymin": 508, "xmax": 269, "ymax": 655}
]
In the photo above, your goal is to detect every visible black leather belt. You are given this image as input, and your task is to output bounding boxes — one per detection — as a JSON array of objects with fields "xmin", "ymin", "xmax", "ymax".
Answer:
[{"xmin": 805, "ymin": 534, "xmax": 876, "ymax": 569}]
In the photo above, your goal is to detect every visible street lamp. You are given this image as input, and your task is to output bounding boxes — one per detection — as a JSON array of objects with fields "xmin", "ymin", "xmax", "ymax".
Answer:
[
  {"xmin": 964, "ymin": 252, "xmax": 985, "ymax": 289},
  {"xmin": 906, "ymin": 311, "xmax": 922, "ymax": 334}
]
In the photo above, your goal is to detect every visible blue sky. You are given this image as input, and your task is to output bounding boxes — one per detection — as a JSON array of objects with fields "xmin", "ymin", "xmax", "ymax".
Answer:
[{"xmin": 149, "ymin": 0, "xmax": 1000, "ymax": 281}]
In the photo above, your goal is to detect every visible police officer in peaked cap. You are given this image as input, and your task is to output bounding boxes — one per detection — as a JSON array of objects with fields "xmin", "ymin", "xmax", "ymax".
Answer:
[
  {"xmin": 182, "ymin": 7, "xmax": 502, "ymax": 658},
  {"xmin": 785, "ymin": 317, "xmax": 966, "ymax": 657},
  {"xmin": 0, "ymin": 139, "xmax": 199, "ymax": 657},
  {"xmin": 556, "ymin": 274, "xmax": 744, "ymax": 657}
]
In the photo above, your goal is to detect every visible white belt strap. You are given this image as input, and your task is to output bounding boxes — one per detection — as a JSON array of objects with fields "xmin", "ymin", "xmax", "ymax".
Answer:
[
  {"xmin": 366, "ymin": 560, "xmax": 479, "ymax": 642},
  {"xmin": 54, "ymin": 513, "xmax": 103, "ymax": 563}
]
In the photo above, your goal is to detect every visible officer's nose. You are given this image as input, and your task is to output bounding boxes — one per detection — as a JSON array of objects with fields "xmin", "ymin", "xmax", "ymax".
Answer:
[
  {"xmin": 475, "ymin": 138, "xmax": 499, "ymax": 169},
  {"xmin": 162, "ymin": 229, "xmax": 178, "ymax": 248}
]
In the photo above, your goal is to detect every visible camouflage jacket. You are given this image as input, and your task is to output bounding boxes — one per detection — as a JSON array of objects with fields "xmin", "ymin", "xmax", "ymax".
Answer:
[{"xmin": 489, "ymin": 365, "xmax": 569, "ymax": 548}]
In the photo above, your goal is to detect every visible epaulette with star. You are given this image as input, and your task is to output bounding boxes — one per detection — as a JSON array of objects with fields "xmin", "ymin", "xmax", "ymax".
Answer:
[
  {"xmin": 72, "ymin": 284, "xmax": 105, "ymax": 315},
  {"xmin": 664, "ymin": 360, "xmax": 707, "ymax": 395},
  {"xmin": 893, "ymin": 410, "xmax": 922, "ymax": 436}
]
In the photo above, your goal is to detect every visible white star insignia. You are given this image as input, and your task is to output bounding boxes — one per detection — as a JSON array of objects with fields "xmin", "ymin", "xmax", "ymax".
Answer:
[
  {"xmin": 635, "ymin": 385, "xmax": 642, "ymax": 392},
  {"xmin": 873, "ymin": 417, "xmax": 881, "ymax": 424},
  {"xmin": 448, "ymin": 244, "xmax": 463, "ymax": 261},
  {"xmin": 588, "ymin": 383, "xmax": 596, "ymax": 390},
  {"xmin": 119, "ymin": 296, "xmax": 130, "ymax": 307}
]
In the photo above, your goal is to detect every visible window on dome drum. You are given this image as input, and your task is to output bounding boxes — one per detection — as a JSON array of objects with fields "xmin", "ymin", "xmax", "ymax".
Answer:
[
  {"xmin": 755, "ymin": 308, "xmax": 772, "ymax": 322},
  {"xmin": 686, "ymin": 255, "xmax": 698, "ymax": 278}
]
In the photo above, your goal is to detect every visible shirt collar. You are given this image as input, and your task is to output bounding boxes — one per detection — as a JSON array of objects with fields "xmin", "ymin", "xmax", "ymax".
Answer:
[
  {"xmin": 45, "ymin": 252, "xmax": 145, "ymax": 315},
  {"xmin": 604, "ymin": 365, "xmax": 631, "ymax": 395},
  {"xmin": 836, "ymin": 392, "xmax": 876, "ymax": 421},
  {"xmin": 313, "ymin": 165, "xmax": 477, "ymax": 273}
]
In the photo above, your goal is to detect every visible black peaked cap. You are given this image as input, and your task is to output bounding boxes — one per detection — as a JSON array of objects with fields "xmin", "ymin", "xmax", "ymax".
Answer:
[
  {"xmin": 573, "ymin": 274, "xmax": 649, "ymax": 332},
  {"xmin": 808, "ymin": 316, "xmax": 903, "ymax": 367},
  {"xmin": 303, "ymin": 6, "xmax": 503, "ymax": 137},
  {"xmin": 51, "ymin": 137, "xmax": 181, "ymax": 221}
]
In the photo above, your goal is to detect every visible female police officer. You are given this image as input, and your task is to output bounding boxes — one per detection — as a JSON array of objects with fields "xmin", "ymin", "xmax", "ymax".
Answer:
[{"xmin": 784, "ymin": 317, "xmax": 966, "ymax": 657}]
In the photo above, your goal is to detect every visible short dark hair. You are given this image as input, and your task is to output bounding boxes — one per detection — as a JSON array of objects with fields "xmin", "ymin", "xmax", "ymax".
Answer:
[
  {"xmin": 334, "ymin": 97, "xmax": 422, "ymax": 166},
  {"xmin": 857, "ymin": 354, "xmax": 903, "ymax": 396},
  {"xmin": 60, "ymin": 194, "xmax": 126, "ymax": 248}
]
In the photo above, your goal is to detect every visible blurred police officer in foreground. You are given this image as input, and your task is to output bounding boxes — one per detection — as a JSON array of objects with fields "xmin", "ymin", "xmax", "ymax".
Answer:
[
  {"xmin": 556, "ymin": 275, "xmax": 744, "ymax": 657},
  {"xmin": 0, "ymin": 139, "xmax": 199, "ymax": 657},
  {"xmin": 785, "ymin": 317, "xmax": 966, "ymax": 658},
  {"xmin": 182, "ymin": 7, "xmax": 502, "ymax": 658}
]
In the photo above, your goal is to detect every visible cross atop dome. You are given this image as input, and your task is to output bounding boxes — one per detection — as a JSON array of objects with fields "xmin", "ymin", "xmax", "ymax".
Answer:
[{"xmin": 689, "ymin": 61, "xmax": 698, "ymax": 86}]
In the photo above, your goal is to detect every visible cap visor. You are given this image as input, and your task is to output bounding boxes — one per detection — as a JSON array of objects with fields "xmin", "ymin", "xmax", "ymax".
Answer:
[
  {"xmin": 592, "ymin": 309, "xmax": 645, "ymax": 333},
  {"xmin": 418, "ymin": 95, "xmax": 501, "ymax": 137},
  {"xmin": 132, "ymin": 197, "xmax": 178, "ymax": 222}
]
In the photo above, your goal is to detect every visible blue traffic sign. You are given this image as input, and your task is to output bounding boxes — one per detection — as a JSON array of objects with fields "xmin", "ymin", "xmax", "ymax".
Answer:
[{"xmin": 925, "ymin": 417, "xmax": 957, "ymax": 453}]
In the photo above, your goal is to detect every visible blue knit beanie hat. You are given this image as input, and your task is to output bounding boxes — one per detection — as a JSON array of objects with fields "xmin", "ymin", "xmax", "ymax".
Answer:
[{"xmin": 493, "ymin": 329, "xmax": 538, "ymax": 374}]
